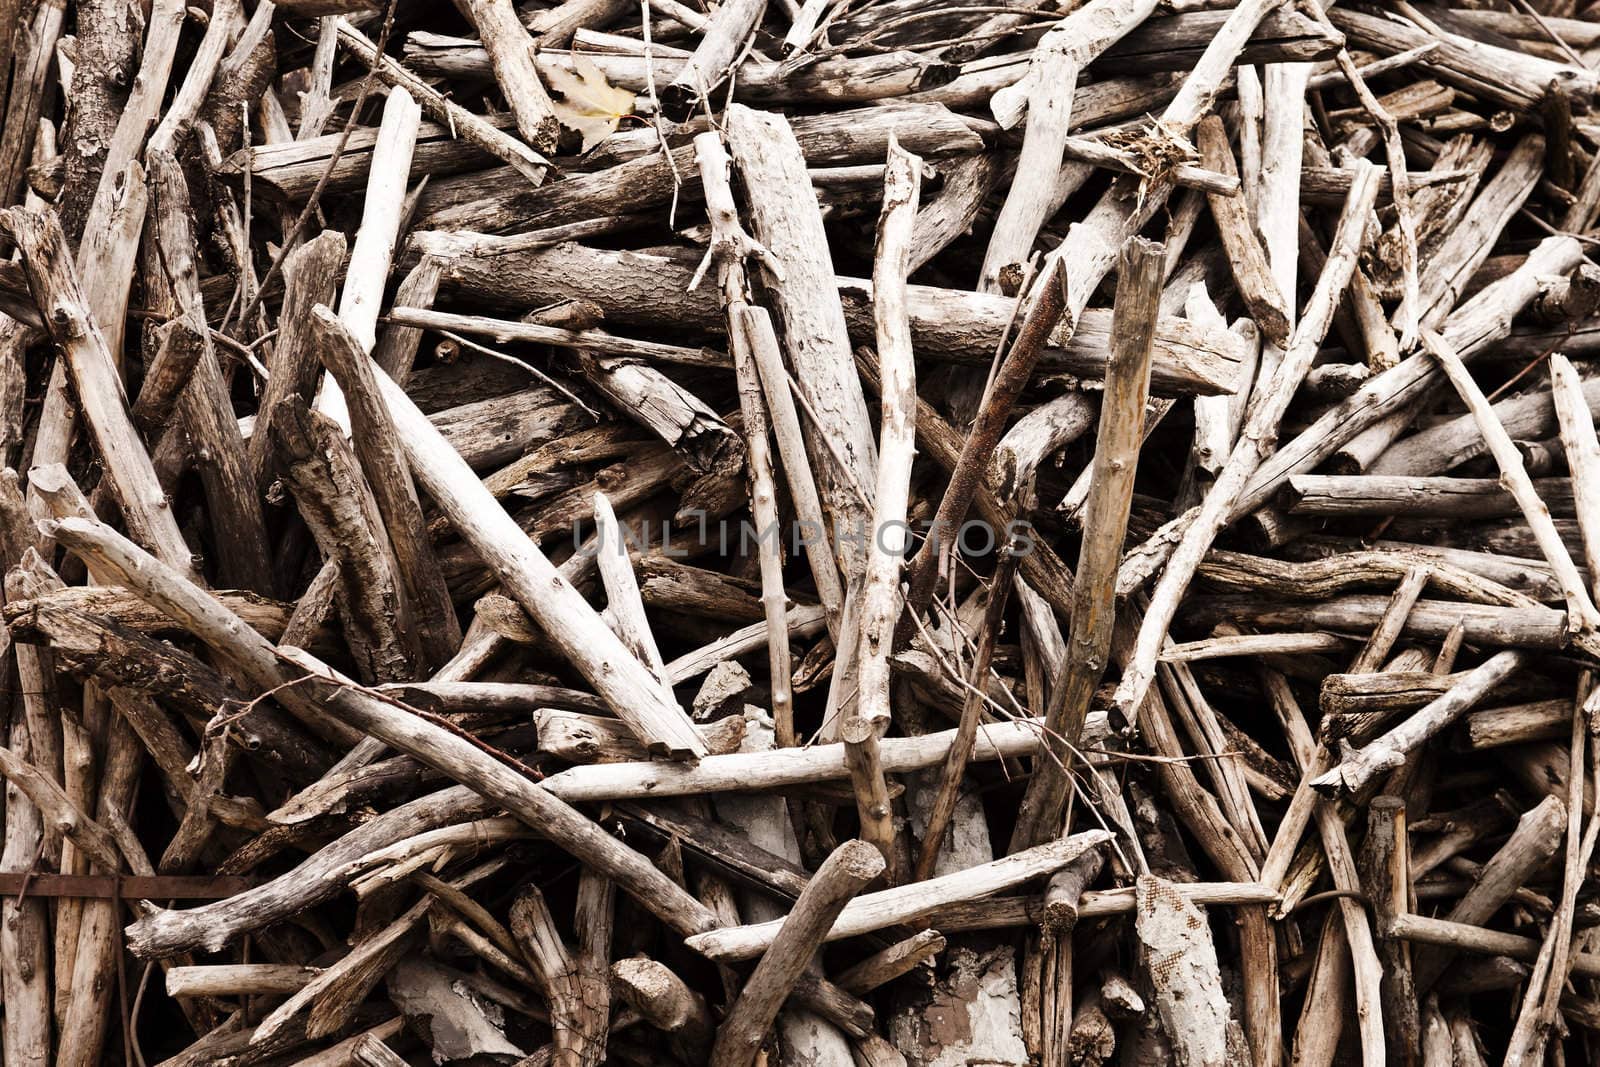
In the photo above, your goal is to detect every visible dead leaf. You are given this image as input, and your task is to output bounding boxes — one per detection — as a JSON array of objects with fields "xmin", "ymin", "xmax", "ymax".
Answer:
[{"xmin": 546, "ymin": 56, "xmax": 636, "ymax": 151}]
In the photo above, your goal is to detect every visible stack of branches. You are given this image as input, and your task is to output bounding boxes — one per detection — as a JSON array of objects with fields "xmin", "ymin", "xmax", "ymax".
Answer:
[{"xmin": 2, "ymin": 0, "xmax": 1600, "ymax": 1063}]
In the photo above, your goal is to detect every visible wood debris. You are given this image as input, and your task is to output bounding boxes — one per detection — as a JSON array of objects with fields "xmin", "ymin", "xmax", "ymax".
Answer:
[{"xmin": 5, "ymin": 0, "xmax": 1600, "ymax": 1064}]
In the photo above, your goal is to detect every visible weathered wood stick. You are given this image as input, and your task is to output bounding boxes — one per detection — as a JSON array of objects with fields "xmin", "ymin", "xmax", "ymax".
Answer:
[
  {"xmin": 612, "ymin": 957, "xmax": 714, "ymax": 1059},
  {"xmin": 42, "ymin": 512, "xmax": 365, "ymax": 751},
  {"xmin": 1362, "ymin": 796, "xmax": 1419, "ymax": 1064},
  {"xmin": 1197, "ymin": 113, "xmax": 1290, "ymax": 346},
  {"xmin": 1550, "ymin": 352, "xmax": 1600, "ymax": 601},
  {"xmin": 664, "ymin": 0, "xmax": 765, "ymax": 110},
  {"xmin": 979, "ymin": 0, "xmax": 1158, "ymax": 293},
  {"xmin": 1185, "ymin": 595, "xmax": 1566, "ymax": 651},
  {"xmin": 246, "ymin": 230, "xmax": 347, "ymax": 492},
  {"xmin": 322, "ymin": 85, "xmax": 420, "ymax": 428},
  {"xmin": 1387, "ymin": 913, "xmax": 1600, "ymax": 979},
  {"xmin": 1011, "ymin": 237, "xmax": 1162, "ymax": 853},
  {"xmin": 388, "ymin": 306, "xmax": 723, "ymax": 367},
  {"xmin": 1313, "ymin": 651, "xmax": 1527, "ymax": 799},
  {"xmin": 1330, "ymin": 7, "xmax": 1597, "ymax": 112},
  {"xmin": 709, "ymin": 840, "xmax": 884, "ymax": 1066},
  {"xmin": 1283, "ymin": 475, "xmax": 1576, "ymax": 519},
  {"xmin": 841, "ymin": 138, "xmax": 921, "ymax": 871},
  {"xmin": 855, "ymin": 136, "xmax": 919, "ymax": 735},
  {"xmin": 835, "ymin": 930, "xmax": 944, "ymax": 995},
  {"xmin": 270, "ymin": 399, "xmax": 417, "ymax": 684},
  {"xmin": 692, "ymin": 127, "xmax": 833, "ymax": 711},
  {"xmin": 540, "ymin": 717, "xmax": 1049, "ymax": 802},
  {"xmin": 334, "ymin": 16, "xmax": 548, "ymax": 183},
  {"xmin": 322, "ymin": 320, "xmax": 709, "ymax": 757},
  {"xmin": 685, "ymin": 832, "xmax": 1110, "ymax": 961},
  {"xmin": 463, "ymin": 0, "xmax": 559, "ymax": 151},
  {"xmin": 510, "ymin": 882, "xmax": 604, "ymax": 1065},
  {"xmin": 1161, "ymin": 632, "xmax": 1349, "ymax": 663},
  {"xmin": 0, "ymin": 744, "xmax": 127, "ymax": 876},
  {"xmin": 727, "ymin": 104, "xmax": 878, "ymax": 578},
  {"xmin": 167, "ymin": 964, "xmax": 322, "ymax": 998},
  {"xmin": 419, "ymin": 236, "xmax": 1245, "ymax": 397}
]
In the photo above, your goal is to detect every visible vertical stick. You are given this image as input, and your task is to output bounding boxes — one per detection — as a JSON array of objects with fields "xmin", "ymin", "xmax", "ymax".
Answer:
[
  {"xmin": 729, "ymin": 317, "xmax": 796, "ymax": 745},
  {"xmin": 1011, "ymin": 237, "xmax": 1163, "ymax": 853},
  {"xmin": 1364, "ymin": 795, "xmax": 1420, "ymax": 1065},
  {"xmin": 321, "ymin": 86, "xmax": 421, "ymax": 425},
  {"xmin": 463, "ymin": 0, "xmax": 560, "ymax": 151},
  {"xmin": 726, "ymin": 104, "xmax": 878, "ymax": 579},
  {"xmin": 855, "ymin": 135, "xmax": 921, "ymax": 732},
  {"xmin": 1550, "ymin": 351, "xmax": 1600, "ymax": 600}
]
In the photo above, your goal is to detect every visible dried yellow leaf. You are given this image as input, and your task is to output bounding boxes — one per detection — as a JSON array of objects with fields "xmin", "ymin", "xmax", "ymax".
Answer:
[{"xmin": 545, "ymin": 56, "xmax": 637, "ymax": 151}]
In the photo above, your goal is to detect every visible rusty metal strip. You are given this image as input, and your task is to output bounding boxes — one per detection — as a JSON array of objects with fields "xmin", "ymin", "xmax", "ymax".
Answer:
[{"xmin": 0, "ymin": 873, "xmax": 253, "ymax": 899}]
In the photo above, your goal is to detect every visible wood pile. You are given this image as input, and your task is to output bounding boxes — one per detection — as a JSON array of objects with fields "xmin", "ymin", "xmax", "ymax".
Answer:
[{"xmin": 8, "ymin": 0, "xmax": 1600, "ymax": 1062}]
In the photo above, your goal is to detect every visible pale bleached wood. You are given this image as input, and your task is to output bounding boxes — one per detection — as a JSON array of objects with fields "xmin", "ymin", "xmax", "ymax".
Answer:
[
  {"xmin": 726, "ymin": 104, "xmax": 878, "ymax": 579},
  {"xmin": 980, "ymin": 0, "xmax": 1159, "ymax": 293},
  {"xmin": 144, "ymin": 0, "xmax": 240, "ymax": 157},
  {"xmin": 612, "ymin": 957, "xmax": 714, "ymax": 1059},
  {"xmin": 687, "ymin": 832, "xmax": 1110, "ymax": 961},
  {"xmin": 0, "ymin": 713, "xmax": 50, "ymax": 1067},
  {"xmin": 539, "ymin": 717, "xmax": 1048, "ymax": 802},
  {"xmin": 167, "ymin": 964, "xmax": 322, "ymax": 998},
  {"xmin": 845, "ymin": 138, "xmax": 921, "ymax": 871},
  {"xmin": 1550, "ymin": 351, "xmax": 1600, "ymax": 600},
  {"xmin": 1136, "ymin": 875, "xmax": 1246, "ymax": 1067},
  {"xmin": 322, "ymin": 328, "xmax": 708, "ymax": 758},
  {"xmin": 593, "ymin": 490, "xmax": 675, "ymax": 699},
  {"xmin": 836, "ymin": 930, "xmax": 945, "ymax": 995},
  {"xmin": 320, "ymin": 86, "xmax": 420, "ymax": 432},
  {"xmin": 420, "ymin": 236, "xmax": 1245, "ymax": 397}
]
